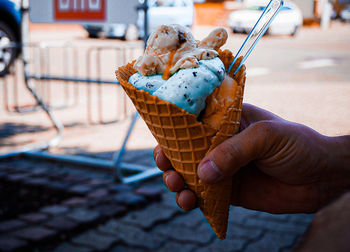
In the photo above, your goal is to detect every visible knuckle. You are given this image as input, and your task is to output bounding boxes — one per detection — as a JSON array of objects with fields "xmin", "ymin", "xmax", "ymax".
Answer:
[
  {"xmin": 214, "ymin": 143, "xmax": 232, "ymax": 159},
  {"xmin": 213, "ymin": 140, "xmax": 241, "ymax": 175},
  {"xmin": 225, "ymin": 141, "xmax": 242, "ymax": 163},
  {"xmin": 250, "ymin": 120, "xmax": 275, "ymax": 140}
]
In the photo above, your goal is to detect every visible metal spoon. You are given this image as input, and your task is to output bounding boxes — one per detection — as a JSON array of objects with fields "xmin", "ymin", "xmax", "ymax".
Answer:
[{"xmin": 227, "ymin": 0, "xmax": 284, "ymax": 75}]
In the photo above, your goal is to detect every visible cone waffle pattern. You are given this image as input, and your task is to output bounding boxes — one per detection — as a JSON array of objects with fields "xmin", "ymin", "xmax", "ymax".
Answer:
[{"xmin": 116, "ymin": 50, "xmax": 246, "ymax": 240}]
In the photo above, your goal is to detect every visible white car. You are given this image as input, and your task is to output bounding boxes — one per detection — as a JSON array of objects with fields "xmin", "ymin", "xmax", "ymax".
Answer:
[
  {"xmin": 340, "ymin": 6, "xmax": 350, "ymax": 22},
  {"xmin": 83, "ymin": 0, "xmax": 194, "ymax": 40},
  {"xmin": 227, "ymin": 1, "xmax": 303, "ymax": 36},
  {"xmin": 137, "ymin": 0, "xmax": 194, "ymax": 38}
]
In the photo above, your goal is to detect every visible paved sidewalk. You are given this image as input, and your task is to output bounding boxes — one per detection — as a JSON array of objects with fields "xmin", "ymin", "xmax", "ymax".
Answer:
[{"xmin": 0, "ymin": 157, "xmax": 313, "ymax": 252}]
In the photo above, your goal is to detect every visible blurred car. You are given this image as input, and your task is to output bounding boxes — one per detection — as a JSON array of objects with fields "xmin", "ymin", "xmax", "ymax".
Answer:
[
  {"xmin": 137, "ymin": 0, "xmax": 194, "ymax": 38},
  {"xmin": 340, "ymin": 6, "xmax": 350, "ymax": 22},
  {"xmin": 0, "ymin": 0, "xmax": 21, "ymax": 76},
  {"xmin": 227, "ymin": 1, "xmax": 303, "ymax": 36},
  {"xmin": 83, "ymin": 23, "xmax": 140, "ymax": 40},
  {"xmin": 83, "ymin": 0, "xmax": 194, "ymax": 40}
]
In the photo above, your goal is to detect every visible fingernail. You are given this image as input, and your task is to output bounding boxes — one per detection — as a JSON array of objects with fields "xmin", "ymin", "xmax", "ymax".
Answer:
[
  {"xmin": 163, "ymin": 172, "xmax": 169, "ymax": 187},
  {"xmin": 154, "ymin": 148, "xmax": 160, "ymax": 164},
  {"xmin": 198, "ymin": 160, "xmax": 222, "ymax": 183}
]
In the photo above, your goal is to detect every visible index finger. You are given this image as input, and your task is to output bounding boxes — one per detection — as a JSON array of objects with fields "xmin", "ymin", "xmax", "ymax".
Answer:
[
  {"xmin": 153, "ymin": 145, "xmax": 172, "ymax": 171},
  {"xmin": 240, "ymin": 103, "xmax": 282, "ymax": 131}
]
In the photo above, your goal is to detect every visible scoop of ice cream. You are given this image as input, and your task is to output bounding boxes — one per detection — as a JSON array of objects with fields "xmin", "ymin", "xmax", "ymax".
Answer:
[
  {"xmin": 134, "ymin": 24, "xmax": 228, "ymax": 78},
  {"xmin": 198, "ymin": 28, "xmax": 228, "ymax": 50},
  {"xmin": 201, "ymin": 75, "xmax": 238, "ymax": 130},
  {"xmin": 153, "ymin": 57, "xmax": 225, "ymax": 116},
  {"xmin": 129, "ymin": 57, "xmax": 225, "ymax": 116}
]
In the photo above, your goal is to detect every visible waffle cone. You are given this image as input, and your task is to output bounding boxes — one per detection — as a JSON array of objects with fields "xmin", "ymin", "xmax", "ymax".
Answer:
[{"xmin": 116, "ymin": 50, "xmax": 246, "ymax": 240}]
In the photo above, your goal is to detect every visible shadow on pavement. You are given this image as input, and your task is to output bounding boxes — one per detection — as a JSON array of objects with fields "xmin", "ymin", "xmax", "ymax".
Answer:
[{"xmin": 0, "ymin": 123, "xmax": 49, "ymax": 139}]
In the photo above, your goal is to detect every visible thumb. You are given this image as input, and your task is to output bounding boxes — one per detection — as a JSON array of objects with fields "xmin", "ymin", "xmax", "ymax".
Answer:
[{"xmin": 198, "ymin": 121, "xmax": 273, "ymax": 183}]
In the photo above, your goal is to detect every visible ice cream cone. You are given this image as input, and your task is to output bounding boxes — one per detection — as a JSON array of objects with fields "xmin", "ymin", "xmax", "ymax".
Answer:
[{"xmin": 116, "ymin": 49, "xmax": 246, "ymax": 240}]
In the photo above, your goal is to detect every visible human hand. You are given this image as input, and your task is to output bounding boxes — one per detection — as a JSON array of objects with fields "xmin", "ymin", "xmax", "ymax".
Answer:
[{"xmin": 153, "ymin": 103, "xmax": 350, "ymax": 213}]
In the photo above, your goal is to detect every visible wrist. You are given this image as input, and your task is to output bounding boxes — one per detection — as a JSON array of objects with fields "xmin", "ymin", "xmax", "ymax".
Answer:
[{"xmin": 321, "ymin": 135, "xmax": 350, "ymax": 207}]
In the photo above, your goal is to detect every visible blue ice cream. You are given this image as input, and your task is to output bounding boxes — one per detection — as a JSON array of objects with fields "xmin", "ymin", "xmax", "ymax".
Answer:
[
  {"xmin": 129, "ymin": 57, "xmax": 225, "ymax": 116},
  {"xmin": 129, "ymin": 73, "xmax": 164, "ymax": 94},
  {"xmin": 129, "ymin": 24, "xmax": 228, "ymax": 116}
]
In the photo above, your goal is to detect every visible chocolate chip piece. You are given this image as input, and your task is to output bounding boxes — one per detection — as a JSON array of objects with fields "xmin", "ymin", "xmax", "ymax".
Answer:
[
  {"xmin": 146, "ymin": 83, "xmax": 154, "ymax": 89},
  {"xmin": 178, "ymin": 32, "xmax": 187, "ymax": 44},
  {"xmin": 192, "ymin": 72, "xmax": 197, "ymax": 77}
]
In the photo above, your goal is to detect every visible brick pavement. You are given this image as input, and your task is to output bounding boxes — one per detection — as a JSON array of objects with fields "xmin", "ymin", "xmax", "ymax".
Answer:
[
  {"xmin": 0, "ymin": 158, "xmax": 160, "ymax": 251},
  {"xmin": 0, "ymin": 158, "xmax": 314, "ymax": 252}
]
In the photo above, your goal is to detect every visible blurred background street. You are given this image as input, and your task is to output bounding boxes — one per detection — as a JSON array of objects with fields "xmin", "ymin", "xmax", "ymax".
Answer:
[{"xmin": 0, "ymin": 0, "xmax": 350, "ymax": 251}]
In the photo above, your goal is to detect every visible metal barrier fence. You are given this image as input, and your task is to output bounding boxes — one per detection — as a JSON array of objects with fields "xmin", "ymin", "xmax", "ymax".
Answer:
[
  {"xmin": 3, "ymin": 42, "xmax": 142, "ymax": 122},
  {"xmin": 0, "ymin": 42, "xmax": 162, "ymax": 183}
]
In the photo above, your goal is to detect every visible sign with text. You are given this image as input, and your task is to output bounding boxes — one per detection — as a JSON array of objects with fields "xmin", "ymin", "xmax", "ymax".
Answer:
[
  {"xmin": 29, "ymin": 0, "xmax": 138, "ymax": 24},
  {"xmin": 54, "ymin": 0, "xmax": 106, "ymax": 21}
]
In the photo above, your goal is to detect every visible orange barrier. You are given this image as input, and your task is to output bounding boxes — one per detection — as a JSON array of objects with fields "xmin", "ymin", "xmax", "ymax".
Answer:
[{"xmin": 194, "ymin": 2, "xmax": 230, "ymax": 26}]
